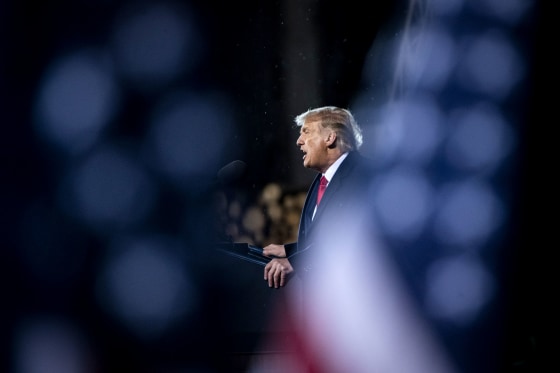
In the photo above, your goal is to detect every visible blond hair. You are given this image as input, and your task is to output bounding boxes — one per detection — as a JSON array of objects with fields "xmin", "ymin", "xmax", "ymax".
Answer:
[{"xmin": 295, "ymin": 106, "xmax": 363, "ymax": 152}]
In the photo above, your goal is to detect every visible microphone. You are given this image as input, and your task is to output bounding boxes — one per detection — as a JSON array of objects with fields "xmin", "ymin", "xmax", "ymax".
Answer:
[{"xmin": 216, "ymin": 160, "xmax": 247, "ymax": 185}]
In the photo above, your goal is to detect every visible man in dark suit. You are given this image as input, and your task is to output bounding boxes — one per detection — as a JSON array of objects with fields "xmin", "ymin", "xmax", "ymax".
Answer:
[
  {"xmin": 263, "ymin": 106, "xmax": 374, "ymax": 288},
  {"xmin": 257, "ymin": 106, "xmax": 461, "ymax": 373}
]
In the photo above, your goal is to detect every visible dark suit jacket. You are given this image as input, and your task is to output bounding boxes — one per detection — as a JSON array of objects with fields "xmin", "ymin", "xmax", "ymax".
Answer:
[{"xmin": 284, "ymin": 151, "xmax": 374, "ymax": 276}]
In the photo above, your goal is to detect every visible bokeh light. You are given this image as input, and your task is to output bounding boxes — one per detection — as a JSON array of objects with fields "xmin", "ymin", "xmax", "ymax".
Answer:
[
  {"xmin": 446, "ymin": 103, "xmax": 515, "ymax": 172},
  {"xmin": 34, "ymin": 50, "xmax": 119, "ymax": 154},
  {"xmin": 145, "ymin": 91, "xmax": 235, "ymax": 185},
  {"xmin": 458, "ymin": 29, "xmax": 524, "ymax": 99},
  {"xmin": 59, "ymin": 146, "xmax": 157, "ymax": 232},
  {"xmin": 96, "ymin": 235, "xmax": 195, "ymax": 340},
  {"xmin": 112, "ymin": 2, "xmax": 200, "ymax": 91},
  {"xmin": 371, "ymin": 166, "xmax": 434, "ymax": 240},
  {"xmin": 14, "ymin": 318, "xmax": 94, "ymax": 373},
  {"xmin": 433, "ymin": 179, "xmax": 504, "ymax": 248},
  {"xmin": 426, "ymin": 255, "xmax": 495, "ymax": 324},
  {"xmin": 401, "ymin": 24, "xmax": 456, "ymax": 91}
]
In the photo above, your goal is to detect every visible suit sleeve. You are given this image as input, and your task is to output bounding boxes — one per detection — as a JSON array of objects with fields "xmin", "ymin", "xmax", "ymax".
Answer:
[{"xmin": 285, "ymin": 242, "xmax": 297, "ymax": 257}]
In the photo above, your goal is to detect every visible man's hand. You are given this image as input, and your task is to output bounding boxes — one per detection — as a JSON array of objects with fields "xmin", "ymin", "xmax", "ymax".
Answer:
[
  {"xmin": 264, "ymin": 258, "xmax": 294, "ymax": 288},
  {"xmin": 262, "ymin": 244, "xmax": 287, "ymax": 258}
]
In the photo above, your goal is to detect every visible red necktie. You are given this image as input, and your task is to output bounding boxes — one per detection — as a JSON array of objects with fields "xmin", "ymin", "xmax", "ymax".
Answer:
[{"xmin": 317, "ymin": 176, "xmax": 328, "ymax": 205}]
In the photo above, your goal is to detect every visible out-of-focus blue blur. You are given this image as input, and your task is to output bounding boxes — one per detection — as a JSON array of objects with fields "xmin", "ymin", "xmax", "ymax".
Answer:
[{"xmin": 1, "ymin": 0, "xmax": 544, "ymax": 372}]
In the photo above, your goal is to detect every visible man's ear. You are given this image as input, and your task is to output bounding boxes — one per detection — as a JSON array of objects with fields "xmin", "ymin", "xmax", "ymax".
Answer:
[{"xmin": 326, "ymin": 131, "xmax": 337, "ymax": 148}]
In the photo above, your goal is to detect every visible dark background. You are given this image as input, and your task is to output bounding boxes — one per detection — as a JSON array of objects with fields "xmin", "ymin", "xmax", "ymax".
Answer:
[{"xmin": 1, "ymin": 0, "xmax": 547, "ymax": 372}]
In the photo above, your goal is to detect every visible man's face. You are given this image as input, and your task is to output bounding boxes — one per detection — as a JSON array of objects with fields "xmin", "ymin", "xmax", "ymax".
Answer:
[{"xmin": 296, "ymin": 119, "xmax": 329, "ymax": 172}]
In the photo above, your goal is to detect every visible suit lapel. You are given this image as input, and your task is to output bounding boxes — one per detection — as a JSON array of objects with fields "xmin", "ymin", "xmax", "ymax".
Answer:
[
  {"xmin": 299, "ymin": 174, "xmax": 321, "ymax": 236},
  {"xmin": 313, "ymin": 152, "xmax": 357, "ymax": 222}
]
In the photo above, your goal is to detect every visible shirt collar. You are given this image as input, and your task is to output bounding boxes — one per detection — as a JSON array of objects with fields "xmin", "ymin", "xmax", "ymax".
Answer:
[{"xmin": 323, "ymin": 152, "xmax": 348, "ymax": 183}]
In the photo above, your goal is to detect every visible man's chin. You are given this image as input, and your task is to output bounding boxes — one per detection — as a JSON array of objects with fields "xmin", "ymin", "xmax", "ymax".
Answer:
[{"xmin": 302, "ymin": 158, "xmax": 316, "ymax": 170}]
